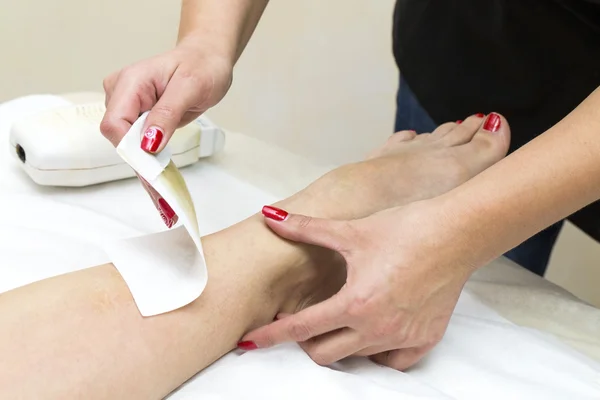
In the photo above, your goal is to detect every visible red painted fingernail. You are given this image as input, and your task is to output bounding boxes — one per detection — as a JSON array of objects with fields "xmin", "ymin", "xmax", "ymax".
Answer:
[
  {"xmin": 237, "ymin": 341, "xmax": 258, "ymax": 351},
  {"xmin": 456, "ymin": 120, "xmax": 463, "ymax": 124},
  {"xmin": 158, "ymin": 198, "xmax": 178, "ymax": 228},
  {"xmin": 141, "ymin": 126, "xmax": 164, "ymax": 153},
  {"xmin": 483, "ymin": 112, "xmax": 501, "ymax": 132},
  {"xmin": 136, "ymin": 172, "xmax": 178, "ymax": 227},
  {"xmin": 475, "ymin": 113, "xmax": 485, "ymax": 118},
  {"xmin": 262, "ymin": 205, "xmax": 288, "ymax": 221}
]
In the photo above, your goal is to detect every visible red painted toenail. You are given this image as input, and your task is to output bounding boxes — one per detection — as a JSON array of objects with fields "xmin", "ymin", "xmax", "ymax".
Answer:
[
  {"xmin": 475, "ymin": 113, "xmax": 485, "ymax": 118},
  {"xmin": 237, "ymin": 341, "xmax": 258, "ymax": 351},
  {"xmin": 483, "ymin": 113, "xmax": 501, "ymax": 132},
  {"xmin": 456, "ymin": 120, "xmax": 463, "ymax": 124}
]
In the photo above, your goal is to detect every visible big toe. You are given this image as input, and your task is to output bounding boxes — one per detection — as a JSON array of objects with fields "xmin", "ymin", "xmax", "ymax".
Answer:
[{"xmin": 456, "ymin": 112, "xmax": 511, "ymax": 175}]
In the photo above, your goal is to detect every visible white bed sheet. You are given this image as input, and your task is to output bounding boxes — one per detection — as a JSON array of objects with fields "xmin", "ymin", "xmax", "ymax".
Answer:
[{"xmin": 1, "ymin": 95, "xmax": 600, "ymax": 399}]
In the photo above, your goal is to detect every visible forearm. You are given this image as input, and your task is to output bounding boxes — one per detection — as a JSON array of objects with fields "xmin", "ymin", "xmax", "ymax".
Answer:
[
  {"xmin": 441, "ymin": 87, "xmax": 600, "ymax": 268},
  {"xmin": 177, "ymin": 0, "xmax": 269, "ymax": 63}
]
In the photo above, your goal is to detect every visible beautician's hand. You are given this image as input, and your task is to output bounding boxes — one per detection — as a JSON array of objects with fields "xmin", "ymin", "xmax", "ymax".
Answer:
[
  {"xmin": 240, "ymin": 200, "xmax": 476, "ymax": 371},
  {"xmin": 100, "ymin": 42, "xmax": 233, "ymax": 152}
]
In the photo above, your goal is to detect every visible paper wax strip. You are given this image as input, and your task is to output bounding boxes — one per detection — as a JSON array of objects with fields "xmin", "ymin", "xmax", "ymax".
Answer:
[{"xmin": 102, "ymin": 112, "xmax": 207, "ymax": 317}]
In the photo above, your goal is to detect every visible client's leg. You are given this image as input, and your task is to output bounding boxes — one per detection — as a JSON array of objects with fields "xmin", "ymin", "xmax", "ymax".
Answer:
[{"xmin": 0, "ymin": 115, "xmax": 510, "ymax": 399}]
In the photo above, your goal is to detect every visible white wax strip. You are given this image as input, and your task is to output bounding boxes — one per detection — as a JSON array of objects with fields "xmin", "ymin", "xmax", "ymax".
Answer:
[
  {"xmin": 115, "ymin": 113, "xmax": 172, "ymax": 180},
  {"xmin": 103, "ymin": 112, "xmax": 208, "ymax": 317}
]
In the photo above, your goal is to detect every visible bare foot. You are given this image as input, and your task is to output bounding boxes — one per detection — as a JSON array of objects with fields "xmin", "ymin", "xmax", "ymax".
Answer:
[
  {"xmin": 279, "ymin": 113, "xmax": 511, "ymax": 313},
  {"xmin": 300, "ymin": 113, "xmax": 511, "ymax": 220}
]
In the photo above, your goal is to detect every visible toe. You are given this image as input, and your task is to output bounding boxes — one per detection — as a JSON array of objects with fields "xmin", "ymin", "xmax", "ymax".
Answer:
[
  {"xmin": 439, "ymin": 113, "xmax": 486, "ymax": 146},
  {"xmin": 366, "ymin": 130, "xmax": 417, "ymax": 159},
  {"xmin": 392, "ymin": 129, "xmax": 417, "ymax": 142},
  {"xmin": 430, "ymin": 121, "xmax": 458, "ymax": 139},
  {"xmin": 456, "ymin": 112, "xmax": 511, "ymax": 174}
]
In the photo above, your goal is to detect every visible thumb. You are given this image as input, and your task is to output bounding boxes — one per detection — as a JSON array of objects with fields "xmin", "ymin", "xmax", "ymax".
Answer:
[
  {"xmin": 261, "ymin": 205, "xmax": 351, "ymax": 254},
  {"xmin": 141, "ymin": 72, "xmax": 207, "ymax": 154}
]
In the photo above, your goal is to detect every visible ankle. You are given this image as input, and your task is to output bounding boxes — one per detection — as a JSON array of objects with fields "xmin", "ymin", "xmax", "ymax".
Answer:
[
  {"xmin": 287, "ymin": 160, "xmax": 401, "ymax": 220},
  {"xmin": 200, "ymin": 163, "xmax": 376, "ymax": 328},
  {"xmin": 204, "ymin": 205, "xmax": 342, "ymax": 329},
  {"xmin": 270, "ymin": 243, "xmax": 344, "ymax": 316}
]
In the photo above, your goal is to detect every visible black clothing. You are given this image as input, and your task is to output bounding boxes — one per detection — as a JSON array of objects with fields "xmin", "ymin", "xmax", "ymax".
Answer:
[{"xmin": 393, "ymin": 0, "xmax": 600, "ymax": 241}]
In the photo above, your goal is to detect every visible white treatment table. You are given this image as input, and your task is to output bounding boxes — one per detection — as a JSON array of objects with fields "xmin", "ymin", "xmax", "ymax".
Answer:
[{"xmin": 1, "ymin": 95, "xmax": 599, "ymax": 399}]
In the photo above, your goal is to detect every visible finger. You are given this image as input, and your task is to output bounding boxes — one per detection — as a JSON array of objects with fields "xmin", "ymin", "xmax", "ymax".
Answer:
[
  {"xmin": 102, "ymin": 71, "xmax": 119, "ymax": 106},
  {"xmin": 275, "ymin": 312, "xmax": 292, "ymax": 320},
  {"xmin": 354, "ymin": 328, "xmax": 421, "ymax": 357},
  {"xmin": 356, "ymin": 325, "xmax": 445, "ymax": 357},
  {"xmin": 141, "ymin": 68, "xmax": 210, "ymax": 154},
  {"xmin": 354, "ymin": 343, "xmax": 391, "ymax": 357},
  {"xmin": 261, "ymin": 206, "xmax": 353, "ymax": 254},
  {"xmin": 369, "ymin": 344, "xmax": 433, "ymax": 371},
  {"xmin": 100, "ymin": 76, "xmax": 148, "ymax": 147},
  {"xmin": 179, "ymin": 111, "xmax": 202, "ymax": 129},
  {"xmin": 299, "ymin": 328, "xmax": 366, "ymax": 366},
  {"xmin": 239, "ymin": 294, "xmax": 349, "ymax": 349}
]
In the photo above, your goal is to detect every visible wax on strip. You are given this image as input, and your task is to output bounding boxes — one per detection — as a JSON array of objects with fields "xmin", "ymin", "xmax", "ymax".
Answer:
[{"xmin": 102, "ymin": 112, "xmax": 208, "ymax": 317}]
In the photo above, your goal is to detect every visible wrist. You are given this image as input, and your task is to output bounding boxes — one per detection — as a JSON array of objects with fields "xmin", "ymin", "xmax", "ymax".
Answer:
[
  {"xmin": 176, "ymin": 0, "xmax": 268, "ymax": 66},
  {"xmin": 176, "ymin": 32, "xmax": 237, "ymax": 67}
]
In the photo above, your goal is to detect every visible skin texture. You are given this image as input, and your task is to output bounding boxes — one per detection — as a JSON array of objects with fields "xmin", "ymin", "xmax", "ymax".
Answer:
[
  {"xmin": 98, "ymin": 0, "xmax": 600, "ymax": 375},
  {"xmin": 100, "ymin": 0, "xmax": 269, "ymax": 151},
  {"xmin": 0, "ymin": 117, "xmax": 509, "ymax": 399},
  {"xmin": 243, "ymin": 89, "xmax": 600, "ymax": 369}
]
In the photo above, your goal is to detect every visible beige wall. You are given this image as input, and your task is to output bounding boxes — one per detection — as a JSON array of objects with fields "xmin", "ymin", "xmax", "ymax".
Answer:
[
  {"xmin": 0, "ymin": 0, "xmax": 398, "ymax": 166},
  {"xmin": 209, "ymin": 1, "xmax": 398, "ymax": 166},
  {"xmin": 0, "ymin": 0, "xmax": 179, "ymax": 101},
  {"xmin": 1, "ymin": 0, "xmax": 598, "ymax": 306}
]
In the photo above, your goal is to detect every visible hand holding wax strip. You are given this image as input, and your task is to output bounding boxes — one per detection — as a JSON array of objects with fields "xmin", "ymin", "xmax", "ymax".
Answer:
[{"xmin": 103, "ymin": 112, "xmax": 207, "ymax": 317}]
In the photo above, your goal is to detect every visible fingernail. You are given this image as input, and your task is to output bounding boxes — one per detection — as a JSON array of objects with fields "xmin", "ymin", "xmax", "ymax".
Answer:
[
  {"xmin": 483, "ymin": 112, "xmax": 501, "ymax": 133},
  {"xmin": 136, "ymin": 173, "xmax": 178, "ymax": 228},
  {"xmin": 141, "ymin": 126, "xmax": 163, "ymax": 153},
  {"xmin": 475, "ymin": 113, "xmax": 485, "ymax": 118},
  {"xmin": 262, "ymin": 205, "xmax": 288, "ymax": 221},
  {"xmin": 237, "ymin": 341, "xmax": 258, "ymax": 351},
  {"xmin": 456, "ymin": 120, "xmax": 463, "ymax": 124},
  {"xmin": 158, "ymin": 198, "xmax": 178, "ymax": 228}
]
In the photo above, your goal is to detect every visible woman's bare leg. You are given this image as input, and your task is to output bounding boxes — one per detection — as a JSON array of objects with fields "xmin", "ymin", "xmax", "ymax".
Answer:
[{"xmin": 0, "ymin": 116, "xmax": 510, "ymax": 399}]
